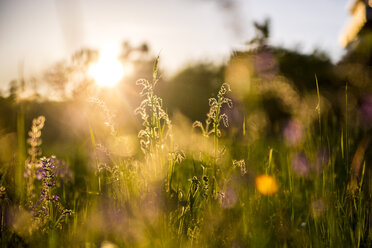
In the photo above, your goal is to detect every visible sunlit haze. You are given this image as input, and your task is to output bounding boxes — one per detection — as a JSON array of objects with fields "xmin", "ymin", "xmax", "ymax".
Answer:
[
  {"xmin": 0, "ymin": 0, "xmax": 350, "ymax": 90},
  {"xmin": 88, "ymin": 49, "xmax": 126, "ymax": 87}
]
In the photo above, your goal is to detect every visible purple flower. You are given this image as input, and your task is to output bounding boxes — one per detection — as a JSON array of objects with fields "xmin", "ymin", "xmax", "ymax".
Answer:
[
  {"xmin": 36, "ymin": 171, "xmax": 43, "ymax": 180},
  {"xmin": 24, "ymin": 171, "xmax": 29, "ymax": 178},
  {"xmin": 30, "ymin": 155, "xmax": 73, "ymax": 231},
  {"xmin": 55, "ymin": 160, "xmax": 72, "ymax": 183},
  {"xmin": 291, "ymin": 153, "xmax": 310, "ymax": 176},
  {"xmin": 283, "ymin": 119, "xmax": 303, "ymax": 146},
  {"xmin": 219, "ymin": 187, "xmax": 238, "ymax": 208},
  {"xmin": 254, "ymin": 51, "xmax": 279, "ymax": 80}
]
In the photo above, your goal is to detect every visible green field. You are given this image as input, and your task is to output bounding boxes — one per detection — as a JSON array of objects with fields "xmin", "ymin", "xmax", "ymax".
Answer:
[{"xmin": 1, "ymin": 52, "xmax": 372, "ymax": 247}]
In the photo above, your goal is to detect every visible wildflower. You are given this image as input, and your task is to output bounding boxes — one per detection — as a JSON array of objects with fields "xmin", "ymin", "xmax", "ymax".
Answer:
[
  {"xmin": 255, "ymin": 174, "xmax": 278, "ymax": 195},
  {"xmin": 55, "ymin": 159, "xmax": 72, "ymax": 184},
  {"xmin": 27, "ymin": 116, "xmax": 45, "ymax": 161},
  {"xmin": 25, "ymin": 116, "xmax": 45, "ymax": 204},
  {"xmin": 24, "ymin": 116, "xmax": 45, "ymax": 174},
  {"xmin": 31, "ymin": 156, "xmax": 73, "ymax": 232},
  {"xmin": 291, "ymin": 153, "xmax": 310, "ymax": 176},
  {"xmin": 39, "ymin": 156, "xmax": 58, "ymax": 201},
  {"xmin": 283, "ymin": 119, "xmax": 303, "ymax": 146},
  {"xmin": 254, "ymin": 51, "xmax": 279, "ymax": 80},
  {"xmin": 219, "ymin": 187, "xmax": 238, "ymax": 208}
]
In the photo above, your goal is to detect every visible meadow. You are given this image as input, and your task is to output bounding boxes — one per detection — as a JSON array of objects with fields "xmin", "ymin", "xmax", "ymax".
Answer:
[{"xmin": 0, "ymin": 51, "xmax": 371, "ymax": 248}]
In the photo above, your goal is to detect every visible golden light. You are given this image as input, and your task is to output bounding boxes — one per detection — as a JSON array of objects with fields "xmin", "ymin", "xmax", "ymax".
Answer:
[{"xmin": 88, "ymin": 49, "xmax": 125, "ymax": 87}]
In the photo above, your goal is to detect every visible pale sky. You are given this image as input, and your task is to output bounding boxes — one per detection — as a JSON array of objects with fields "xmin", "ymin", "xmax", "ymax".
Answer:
[{"xmin": 0, "ymin": 0, "xmax": 350, "ymax": 89}]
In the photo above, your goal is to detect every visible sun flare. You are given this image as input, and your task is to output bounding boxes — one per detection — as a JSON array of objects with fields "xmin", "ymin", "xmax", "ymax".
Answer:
[{"xmin": 88, "ymin": 49, "xmax": 125, "ymax": 87}]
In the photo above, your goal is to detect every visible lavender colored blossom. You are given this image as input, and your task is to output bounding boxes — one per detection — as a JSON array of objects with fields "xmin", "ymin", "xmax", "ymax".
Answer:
[
  {"xmin": 291, "ymin": 153, "xmax": 310, "ymax": 176},
  {"xmin": 30, "ymin": 156, "xmax": 73, "ymax": 232},
  {"xmin": 219, "ymin": 187, "xmax": 238, "ymax": 208},
  {"xmin": 38, "ymin": 156, "xmax": 60, "ymax": 202},
  {"xmin": 283, "ymin": 119, "xmax": 303, "ymax": 146},
  {"xmin": 254, "ymin": 51, "xmax": 279, "ymax": 80},
  {"xmin": 55, "ymin": 159, "xmax": 72, "ymax": 184}
]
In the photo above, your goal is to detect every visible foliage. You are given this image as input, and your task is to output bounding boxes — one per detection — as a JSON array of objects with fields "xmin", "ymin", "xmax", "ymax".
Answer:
[{"xmin": 0, "ymin": 54, "xmax": 371, "ymax": 248}]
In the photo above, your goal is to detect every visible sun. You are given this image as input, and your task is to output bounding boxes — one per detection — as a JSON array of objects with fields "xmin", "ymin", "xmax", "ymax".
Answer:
[{"xmin": 88, "ymin": 49, "xmax": 125, "ymax": 87}]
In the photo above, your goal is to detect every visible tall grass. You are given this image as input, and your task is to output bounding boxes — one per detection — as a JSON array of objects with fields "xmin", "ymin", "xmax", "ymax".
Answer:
[{"xmin": 0, "ymin": 58, "xmax": 371, "ymax": 247}]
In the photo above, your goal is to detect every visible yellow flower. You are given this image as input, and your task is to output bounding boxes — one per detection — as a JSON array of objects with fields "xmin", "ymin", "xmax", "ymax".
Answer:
[{"xmin": 255, "ymin": 174, "xmax": 278, "ymax": 195}]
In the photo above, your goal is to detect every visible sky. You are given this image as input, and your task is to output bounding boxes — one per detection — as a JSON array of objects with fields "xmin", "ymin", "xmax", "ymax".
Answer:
[{"xmin": 0, "ymin": 0, "xmax": 351, "ymax": 89}]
